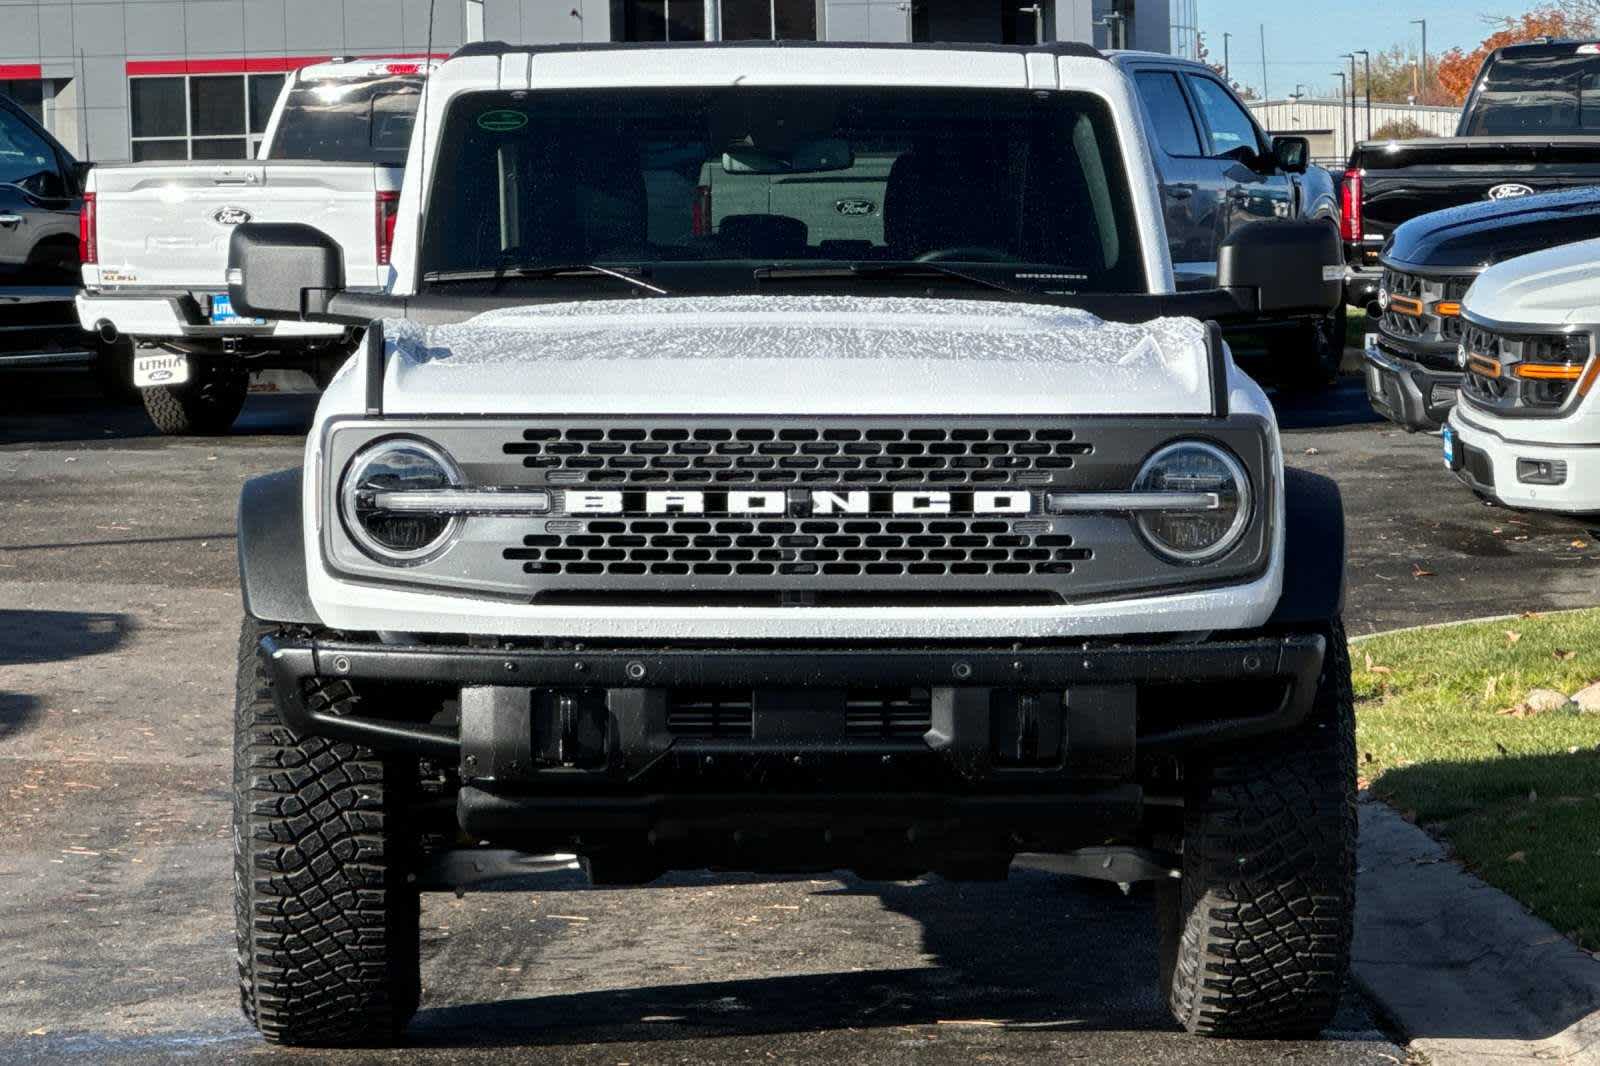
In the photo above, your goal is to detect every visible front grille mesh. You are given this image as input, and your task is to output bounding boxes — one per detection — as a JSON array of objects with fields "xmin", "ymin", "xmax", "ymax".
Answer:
[
  {"xmin": 504, "ymin": 516, "xmax": 1089, "ymax": 578},
  {"xmin": 1461, "ymin": 323, "xmax": 1591, "ymax": 411},
  {"xmin": 504, "ymin": 425, "xmax": 1092, "ymax": 486},
  {"xmin": 1379, "ymin": 268, "xmax": 1472, "ymax": 361},
  {"xmin": 664, "ymin": 690, "xmax": 933, "ymax": 739}
]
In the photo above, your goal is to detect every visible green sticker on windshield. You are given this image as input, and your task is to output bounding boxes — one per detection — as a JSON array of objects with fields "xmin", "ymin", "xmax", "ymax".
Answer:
[{"xmin": 476, "ymin": 109, "xmax": 528, "ymax": 132}]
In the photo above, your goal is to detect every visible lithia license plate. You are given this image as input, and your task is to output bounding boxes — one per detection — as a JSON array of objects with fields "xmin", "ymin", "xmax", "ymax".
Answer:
[{"xmin": 133, "ymin": 351, "xmax": 190, "ymax": 388}]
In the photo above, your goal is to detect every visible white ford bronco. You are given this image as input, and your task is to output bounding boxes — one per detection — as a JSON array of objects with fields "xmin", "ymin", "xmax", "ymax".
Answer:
[
  {"xmin": 227, "ymin": 41, "xmax": 1354, "ymax": 1045},
  {"xmin": 1445, "ymin": 236, "xmax": 1600, "ymax": 512}
]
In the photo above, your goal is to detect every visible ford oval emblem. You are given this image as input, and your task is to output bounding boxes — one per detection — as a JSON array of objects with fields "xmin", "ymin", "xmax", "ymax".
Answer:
[
  {"xmin": 835, "ymin": 198, "xmax": 877, "ymax": 216},
  {"xmin": 1486, "ymin": 183, "xmax": 1534, "ymax": 201},
  {"xmin": 213, "ymin": 206, "xmax": 252, "ymax": 225}
]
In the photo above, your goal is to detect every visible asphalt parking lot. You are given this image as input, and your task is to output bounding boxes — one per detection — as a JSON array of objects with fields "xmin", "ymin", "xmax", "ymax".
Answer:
[{"xmin": 4, "ymin": 362, "xmax": 1597, "ymax": 1065}]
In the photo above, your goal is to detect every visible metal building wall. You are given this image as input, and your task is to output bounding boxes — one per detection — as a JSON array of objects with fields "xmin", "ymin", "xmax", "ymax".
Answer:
[{"xmin": 1248, "ymin": 98, "xmax": 1460, "ymax": 165}]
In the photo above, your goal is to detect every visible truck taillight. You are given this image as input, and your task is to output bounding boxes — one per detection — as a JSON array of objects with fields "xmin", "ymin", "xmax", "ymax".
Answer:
[
  {"xmin": 691, "ymin": 185, "xmax": 712, "ymax": 237},
  {"xmin": 1340, "ymin": 168, "xmax": 1363, "ymax": 244},
  {"xmin": 79, "ymin": 191, "xmax": 97, "ymax": 265},
  {"xmin": 376, "ymin": 190, "xmax": 400, "ymax": 266}
]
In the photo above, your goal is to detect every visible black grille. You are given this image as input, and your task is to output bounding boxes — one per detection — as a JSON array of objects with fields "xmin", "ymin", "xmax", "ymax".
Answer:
[
  {"xmin": 1379, "ymin": 268, "xmax": 1473, "ymax": 360},
  {"xmin": 504, "ymin": 425, "xmax": 1092, "ymax": 486},
  {"xmin": 664, "ymin": 689, "xmax": 933, "ymax": 739},
  {"xmin": 667, "ymin": 692, "xmax": 754, "ymax": 737},
  {"xmin": 847, "ymin": 690, "xmax": 933, "ymax": 737},
  {"xmin": 505, "ymin": 516, "xmax": 1088, "ymax": 578}
]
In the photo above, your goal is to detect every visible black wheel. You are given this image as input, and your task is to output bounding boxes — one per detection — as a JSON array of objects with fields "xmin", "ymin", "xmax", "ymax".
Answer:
[
  {"xmin": 141, "ymin": 360, "xmax": 248, "ymax": 435},
  {"xmin": 1159, "ymin": 621, "xmax": 1356, "ymax": 1038},
  {"xmin": 1270, "ymin": 304, "xmax": 1347, "ymax": 392},
  {"xmin": 234, "ymin": 618, "xmax": 421, "ymax": 1046}
]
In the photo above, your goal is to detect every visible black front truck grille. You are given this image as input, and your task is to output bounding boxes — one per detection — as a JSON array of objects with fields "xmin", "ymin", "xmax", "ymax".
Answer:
[
  {"xmin": 504, "ymin": 424, "xmax": 1093, "ymax": 486},
  {"xmin": 504, "ymin": 515, "xmax": 1089, "ymax": 579},
  {"xmin": 1379, "ymin": 267, "xmax": 1471, "ymax": 359}
]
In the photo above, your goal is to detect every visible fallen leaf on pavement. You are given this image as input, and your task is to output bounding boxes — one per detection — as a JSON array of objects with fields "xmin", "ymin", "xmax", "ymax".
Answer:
[
  {"xmin": 1573, "ymin": 540, "xmax": 1590, "ymax": 549},
  {"xmin": 1303, "ymin": 447, "xmax": 1320, "ymax": 456},
  {"xmin": 1412, "ymin": 563, "xmax": 1435, "ymax": 577},
  {"xmin": 1521, "ymin": 610, "xmax": 1545, "ymax": 619}
]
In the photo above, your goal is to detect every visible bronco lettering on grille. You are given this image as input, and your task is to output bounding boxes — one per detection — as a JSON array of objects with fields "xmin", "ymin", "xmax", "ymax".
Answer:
[{"xmin": 562, "ymin": 489, "xmax": 1034, "ymax": 516}]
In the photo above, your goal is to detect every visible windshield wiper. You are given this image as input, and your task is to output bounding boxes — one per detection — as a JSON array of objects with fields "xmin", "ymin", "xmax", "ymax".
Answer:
[
  {"xmin": 422, "ymin": 263, "xmax": 670, "ymax": 296},
  {"xmin": 753, "ymin": 262, "xmax": 1030, "ymax": 297}
]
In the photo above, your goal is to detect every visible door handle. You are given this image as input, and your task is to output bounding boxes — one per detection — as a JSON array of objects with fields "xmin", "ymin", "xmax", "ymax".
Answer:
[
  {"xmin": 1165, "ymin": 184, "xmax": 1196, "ymax": 201},
  {"xmin": 0, "ymin": 213, "xmax": 22, "ymax": 226}
]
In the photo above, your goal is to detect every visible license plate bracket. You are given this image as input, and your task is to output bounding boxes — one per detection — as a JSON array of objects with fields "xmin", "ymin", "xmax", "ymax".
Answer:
[{"xmin": 133, "ymin": 351, "xmax": 190, "ymax": 388}]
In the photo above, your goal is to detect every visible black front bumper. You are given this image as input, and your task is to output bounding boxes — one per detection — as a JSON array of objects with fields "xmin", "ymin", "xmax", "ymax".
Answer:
[
  {"xmin": 263, "ymin": 634, "xmax": 1323, "ymax": 825},
  {"xmin": 1364, "ymin": 339, "xmax": 1463, "ymax": 431}
]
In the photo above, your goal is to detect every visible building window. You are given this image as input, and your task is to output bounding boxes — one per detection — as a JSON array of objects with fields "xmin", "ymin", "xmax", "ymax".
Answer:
[
  {"xmin": 621, "ymin": 0, "xmax": 815, "ymax": 41},
  {"xmin": 129, "ymin": 72, "xmax": 285, "ymax": 161}
]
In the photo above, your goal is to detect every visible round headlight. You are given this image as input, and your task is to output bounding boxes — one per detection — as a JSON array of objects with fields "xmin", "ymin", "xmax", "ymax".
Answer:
[
  {"xmin": 1132, "ymin": 441, "xmax": 1251, "ymax": 564},
  {"xmin": 339, "ymin": 439, "xmax": 463, "ymax": 564}
]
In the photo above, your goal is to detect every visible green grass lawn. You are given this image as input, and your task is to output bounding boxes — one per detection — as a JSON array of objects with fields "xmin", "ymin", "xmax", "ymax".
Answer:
[{"xmin": 1354, "ymin": 610, "xmax": 1600, "ymax": 949}]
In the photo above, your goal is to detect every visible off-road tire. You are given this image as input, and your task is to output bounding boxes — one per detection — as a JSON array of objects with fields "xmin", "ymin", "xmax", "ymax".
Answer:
[
  {"xmin": 1160, "ymin": 621, "xmax": 1356, "ymax": 1038},
  {"xmin": 234, "ymin": 617, "xmax": 421, "ymax": 1046},
  {"xmin": 1271, "ymin": 303, "xmax": 1347, "ymax": 392},
  {"xmin": 142, "ymin": 364, "xmax": 248, "ymax": 435}
]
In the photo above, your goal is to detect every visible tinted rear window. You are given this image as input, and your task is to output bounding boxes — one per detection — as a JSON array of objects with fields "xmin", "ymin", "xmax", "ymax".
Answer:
[
  {"xmin": 269, "ymin": 75, "xmax": 421, "ymax": 162},
  {"xmin": 1464, "ymin": 51, "xmax": 1600, "ymax": 135}
]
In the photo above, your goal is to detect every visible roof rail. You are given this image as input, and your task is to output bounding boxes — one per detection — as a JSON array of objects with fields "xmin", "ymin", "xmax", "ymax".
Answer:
[{"xmin": 447, "ymin": 39, "xmax": 1103, "ymax": 61}]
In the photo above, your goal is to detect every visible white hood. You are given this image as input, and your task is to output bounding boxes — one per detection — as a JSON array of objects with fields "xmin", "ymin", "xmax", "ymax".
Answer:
[
  {"xmin": 376, "ymin": 296, "xmax": 1217, "ymax": 417},
  {"xmin": 1464, "ymin": 237, "xmax": 1600, "ymax": 327}
]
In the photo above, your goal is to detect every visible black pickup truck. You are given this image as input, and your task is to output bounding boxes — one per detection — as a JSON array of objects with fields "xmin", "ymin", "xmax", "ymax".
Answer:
[
  {"xmin": 1363, "ymin": 186, "xmax": 1600, "ymax": 429},
  {"xmin": 1344, "ymin": 40, "xmax": 1600, "ymax": 313}
]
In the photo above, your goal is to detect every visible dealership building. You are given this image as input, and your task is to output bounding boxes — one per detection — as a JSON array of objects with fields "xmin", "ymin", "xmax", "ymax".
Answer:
[{"xmin": 0, "ymin": 0, "xmax": 1188, "ymax": 164}]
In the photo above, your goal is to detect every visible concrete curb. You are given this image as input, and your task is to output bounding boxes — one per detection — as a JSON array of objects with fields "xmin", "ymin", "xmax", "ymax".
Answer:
[
  {"xmin": 1346, "ymin": 606, "xmax": 1594, "ymax": 645},
  {"xmin": 1354, "ymin": 802, "xmax": 1600, "ymax": 1064}
]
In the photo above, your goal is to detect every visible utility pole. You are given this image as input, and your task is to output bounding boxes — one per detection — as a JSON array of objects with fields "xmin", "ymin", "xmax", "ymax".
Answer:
[
  {"xmin": 1222, "ymin": 31, "xmax": 1231, "ymax": 80},
  {"xmin": 1412, "ymin": 18, "xmax": 1428, "ymax": 99},
  {"xmin": 1259, "ymin": 24, "xmax": 1268, "ymax": 100},
  {"xmin": 1333, "ymin": 71, "xmax": 1348, "ymax": 159},
  {"xmin": 1355, "ymin": 48, "xmax": 1371, "ymax": 141},
  {"xmin": 1343, "ymin": 54, "xmax": 1358, "ymax": 147},
  {"xmin": 704, "ymin": 0, "xmax": 721, "ymax": 40}
]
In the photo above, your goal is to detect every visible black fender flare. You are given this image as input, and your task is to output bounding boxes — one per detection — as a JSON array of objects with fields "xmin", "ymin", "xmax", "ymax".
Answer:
[
  {"xmin": 1267, "ymin": 466, "xmax": 1347, "ymax": 627},
  {"xmin": 238, "ymin": 468, "xmax": 321, "ymax": 625}
]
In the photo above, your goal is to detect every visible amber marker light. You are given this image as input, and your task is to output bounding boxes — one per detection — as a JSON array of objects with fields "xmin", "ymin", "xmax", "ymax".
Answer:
[{"xmin": 1511, "ymin": 362, "xmax": 1585, "ymax": 381}]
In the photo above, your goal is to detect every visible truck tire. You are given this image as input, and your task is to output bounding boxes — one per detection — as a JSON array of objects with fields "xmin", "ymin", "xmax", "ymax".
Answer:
[
  {"xmin": 1270, "ymin": 304, "xmax": 1346, "ymax": 392},
  {"xmin": 234, "ymin": 618, "xmax": 421, "ymax": 1046},
  {"xmin": 142, "ymin": 366, "xmax": 248, "ymax": 435},
  {"xmin": 1160, "ymin": 622, "xmax": 1356, "ymax": 1038}
]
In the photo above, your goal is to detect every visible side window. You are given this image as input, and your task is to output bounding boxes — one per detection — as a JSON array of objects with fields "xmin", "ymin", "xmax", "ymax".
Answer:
[
  {"xmin": 1134, "ymin": 71, "xmax": 1202, "ymax": 157},
  {"xmin": 1186, "ymin": 75, "xmax": 1261, "ymax": 159},
  {"xmin": 0, "ymin": 105, "xmax": 61, "ymax": 194}
]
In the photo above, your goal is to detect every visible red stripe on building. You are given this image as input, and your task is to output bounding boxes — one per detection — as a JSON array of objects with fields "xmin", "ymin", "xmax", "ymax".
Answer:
[
  {"xmin": 0, "ymin": 63, "xmax": 44, "ymax": 79},
  {"xmin": 125, "ymin": 53, "xmax": 448, "ymax": 76}
]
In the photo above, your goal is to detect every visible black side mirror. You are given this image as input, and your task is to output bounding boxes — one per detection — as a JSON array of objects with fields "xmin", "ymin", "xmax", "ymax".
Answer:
[
  {"xmin": 228, "ymin": 223, "xmax": 345, "ymax": 321},
  {"xmin": 1217, "ymin": 219, "xmax": 1341, "ymax": 317},
  {"xmin": 1272, "ymin": 135, "xmax": 1311, "ymax": 175}
]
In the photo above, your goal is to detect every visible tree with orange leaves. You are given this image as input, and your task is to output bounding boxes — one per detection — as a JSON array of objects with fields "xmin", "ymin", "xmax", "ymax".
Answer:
[{"xmin": 1435, "ymin": 5, "xmax": 1597, "ymax": 104}]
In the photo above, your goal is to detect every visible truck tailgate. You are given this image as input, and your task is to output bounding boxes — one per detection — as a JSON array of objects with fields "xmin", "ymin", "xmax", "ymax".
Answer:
[
  {"xmin": 1354, "ymin": 137, "xmax": 1600, "ymax": 239},
  {"xmin": 88, "ymin": 161, "xmax": 395, "ymax": 290}
]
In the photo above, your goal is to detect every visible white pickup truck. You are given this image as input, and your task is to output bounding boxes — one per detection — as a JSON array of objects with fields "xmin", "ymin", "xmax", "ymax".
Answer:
[
  {"xmin": 76, "ymin": 58, "xmax": 431, "ymax": 434},
  {"xmin": 224, "ymin": 41, "xmax": 1353, "ymax": 1046},
  {"xmin": 1445, "ymin": 236, "xmax": 1600, "ymax": 512}
]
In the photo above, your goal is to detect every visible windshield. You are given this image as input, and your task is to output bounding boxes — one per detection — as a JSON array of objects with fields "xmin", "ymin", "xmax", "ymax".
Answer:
[
  {"xmin": 420, "ymin": 87, "xmax": 1145, "ymax": 294},
  {"xmin": 270, "ymin": 75, "xmax": 422, "ymax": 162},
  {"xmin": 1462, "ymin": 50, "xmax": 1600, "ymax": 135}
]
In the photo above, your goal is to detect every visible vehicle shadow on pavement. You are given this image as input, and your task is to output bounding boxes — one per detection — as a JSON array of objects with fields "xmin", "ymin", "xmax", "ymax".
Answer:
[
  {"xmin": 0, "ymin": 368, "xmax": 316, "ymax": 445},
  {"xmin": 0, "ymin": 608, "xmax": 132, "ymax": 740},
  {"xmin": 400, "ymin": 866, "xmax": 1375, "ymax": 1049}
]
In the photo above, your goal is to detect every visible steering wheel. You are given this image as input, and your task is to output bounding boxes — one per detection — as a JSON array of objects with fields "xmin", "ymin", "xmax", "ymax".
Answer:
[{"xmin": 914, "ymin": 247, "xmax": 1013, "ymax": 263}]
